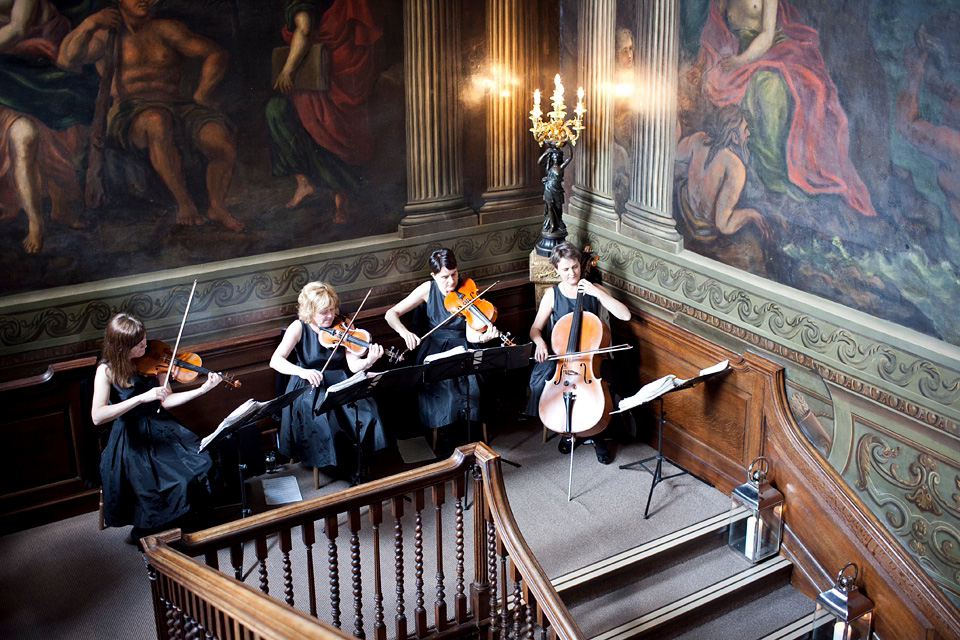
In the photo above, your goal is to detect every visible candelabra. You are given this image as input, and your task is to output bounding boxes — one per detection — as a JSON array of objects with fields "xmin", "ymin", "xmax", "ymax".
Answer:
[{"xmin": 529, "ymin": 74, "xmax": 586, "ymax": 256}]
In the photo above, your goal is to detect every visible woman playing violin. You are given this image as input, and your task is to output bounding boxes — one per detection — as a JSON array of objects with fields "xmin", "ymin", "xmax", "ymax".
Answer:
[
  {"xmin": 92, "ymin": 313, "xmax": 220, "ymax": 544},
  {"xmin": 385, "ymin": 248, "xmax": 500, "ymax": 452},
  {"xmin": 270, "ymin": 282, "xmax": 387, "ymax": 481},
  {"xmin": 526, "ymin": 242, "xmax": 631, "ymax": 464}
]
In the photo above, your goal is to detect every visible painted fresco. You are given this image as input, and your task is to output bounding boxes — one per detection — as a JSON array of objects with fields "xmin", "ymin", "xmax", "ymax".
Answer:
[
  {"xmin": 668, "ymin": 0, "xmax": 960, "ymax": 347},
  {"xmin": 0, "ymin": 0, "xmax": 405, "ymax": 296}
]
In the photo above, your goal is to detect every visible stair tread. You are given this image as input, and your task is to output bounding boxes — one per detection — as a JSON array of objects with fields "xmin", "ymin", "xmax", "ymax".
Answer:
[{"xmin": 565, "ymin": 543, "xmax": 784, "ymax": 638}]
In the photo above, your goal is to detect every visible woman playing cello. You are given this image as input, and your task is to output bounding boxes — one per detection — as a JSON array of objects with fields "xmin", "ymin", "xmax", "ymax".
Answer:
[
  {"xmin": 385, "ymin": 248, "xmax": 500, "ymax": 454},
  {"xmin": 526, "ymin": 242, "xmax": 631, "ymax": 464},
  {"xmin": 92, "ymin": 313, "xmax": 220, "ymax": 544},
  {"xmin": 270, "ymin": 282, "xmax": 387, "ymax": 482}
]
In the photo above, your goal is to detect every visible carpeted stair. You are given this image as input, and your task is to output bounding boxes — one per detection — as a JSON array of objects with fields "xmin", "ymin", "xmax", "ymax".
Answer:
[{"xmin": 549, "ymin": 510, "xmax": 821, "ymax": 640}]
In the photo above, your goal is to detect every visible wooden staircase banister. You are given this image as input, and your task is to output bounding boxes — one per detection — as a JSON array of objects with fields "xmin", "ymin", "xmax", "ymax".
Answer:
[
  {"xmin": 142, "ymin": 442, "xmax": 583, "ymax": 640},
  {"xmin": 143, "ymin": 536, "xmax": 350, "ymax": 639},
  {"xmin": 761, "ymin": 361, "xmax": 960, "ymax": 640}
]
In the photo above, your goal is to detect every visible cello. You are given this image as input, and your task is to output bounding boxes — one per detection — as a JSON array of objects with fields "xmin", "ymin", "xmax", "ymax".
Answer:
[{"xmin": 537, "ymin": 284, "xmax": 613, "ymax": 441}]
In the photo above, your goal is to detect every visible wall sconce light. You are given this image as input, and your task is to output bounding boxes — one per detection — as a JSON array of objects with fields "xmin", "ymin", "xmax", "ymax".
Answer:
[
  {"xmin": 810, "ymin": 562, "xmax": 874, "ymax": 640},
  {"xmin": 728, "ymin": 456, "xmax": 784, "ymax": 563}
]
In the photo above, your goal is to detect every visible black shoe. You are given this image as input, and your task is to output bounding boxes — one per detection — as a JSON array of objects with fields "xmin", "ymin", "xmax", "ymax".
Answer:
[
  {"xmin": 558, "ymin": 436, "xmax": 572, "ymax": 454},
  {"xmin": 593, "ymin": 438, "xmax": 612, "ymax": 465}
]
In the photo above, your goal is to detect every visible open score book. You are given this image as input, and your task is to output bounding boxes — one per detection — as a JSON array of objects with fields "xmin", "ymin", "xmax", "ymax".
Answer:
[{"xmin": 612, "ymin": 360, "xmax": 730, "ymax": 414}]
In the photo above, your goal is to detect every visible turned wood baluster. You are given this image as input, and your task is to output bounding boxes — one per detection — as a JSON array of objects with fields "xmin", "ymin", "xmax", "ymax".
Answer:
[
  {"xmin": 303, "ymin": 521, "xmax": 318, "ymax": 617},
  {"xmin": 230, "ymin": 543, "xmax": 244, "ymax": 581},
  {"xmin": 523, "ymin": 585, "xmax": 535, "ymax": 640},
  {"xmin": 498, "ymin": 540, "xmax": 509, "ymax": 640},
  {"xmin": 433, "ymin": 481, "xmax": 448, "ymax": 632},
  {"xmin": 256, "ymin": 535, "xmax": 270, "ymax": 594},
  {"xmin": 454, "ymin": 473, "xmax": 467, "ymax": 623},
  {"xmin": 280, "ymin": 527, "xmax": 295, "ymax": 606},
  {"xmin": 413, "ymin": 488, "xmax": 427, "ymax": 637},
  {"xmin": 511, "ymin": 562, "xmax": 523, "ymax": 640},
  {"xmin": 391, "ymin": 496, "xmax": 408, "ymax": 639},
  {"xmin": 486, "ymin": 518, "xmax": 499, "ymax": 640},
  {"xmin": 471, "ymin": 464, "xmax": 491, "ymax": 624},
  {"xmin": 326, "ymin": 515, "xmax": 342, "ymax": 629},
  {"xmin": 348, "ymin": 508, "xmax": 365, "ymax": 638},
  {"xmin": 370, "ymin": 502, "xmax": 386, "ymax": 640},
  {"xmin": 203, "ymin": 550, "xmax": 218, "ymax": 571}
]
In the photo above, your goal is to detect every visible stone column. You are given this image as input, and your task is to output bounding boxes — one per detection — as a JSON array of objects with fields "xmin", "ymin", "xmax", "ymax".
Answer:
[
  {"xmin": 399, "ymin": 0, "xmax": 476, "ymax": 238},
  {"xmin": 566, "ymin": 0, "xmax": 619, "ymax": 230},
  {"xmin": 621, "ymin": 0, "xmax": 682, "ymax": 253},
  {"xmin": 478, "ymin": 0, "xmax": 542, "ymax": 224}
]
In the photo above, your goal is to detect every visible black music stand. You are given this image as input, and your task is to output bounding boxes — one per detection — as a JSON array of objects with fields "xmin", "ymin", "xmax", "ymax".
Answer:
[
  {"xmin": 616, "ymin": 362, "xmax": 730, "ymax": 519},
  {"xmin": 422, "ymin": 343, "xmax": 533, "ymax": 467},
  {"xmin": 314, "ymin": 364, "xmax": 429, "ymax": 485},
  {"xmin": 202, "ymin": 385, "xmax": 310, "ymax": 518}
]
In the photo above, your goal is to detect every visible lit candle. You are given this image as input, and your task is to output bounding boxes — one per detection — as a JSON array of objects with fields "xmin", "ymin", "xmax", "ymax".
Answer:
[
  {"xmin": 534, "ymin": 89, "xmax": 540, "ymax": 106},
  {"xmin": 832, "ymin": 620, "xmax": 846, "ymax": 640},
  {"xmin": 744, "ymin": 515, "xmax": 764, "ymax": 561}
]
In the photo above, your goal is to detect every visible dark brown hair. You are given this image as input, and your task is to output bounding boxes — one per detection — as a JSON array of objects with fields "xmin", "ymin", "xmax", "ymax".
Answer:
[
  {"xmin": 101, "ymin": 313, "xmax": 146, "ymax": 388},
  {"xmin": 549, "ymin": 241, "xmax": 582, "ymax": 268},
  {"xmin": 429, "ymin": 248, "xmax": 457, "ymax": 274}
]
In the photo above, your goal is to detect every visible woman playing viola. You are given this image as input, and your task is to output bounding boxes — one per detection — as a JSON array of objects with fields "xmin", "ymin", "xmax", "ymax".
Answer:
[
  {"xmin": 526, "ymin": 242, "xmax": 631, "ymax": 464},
  {"xmin": 92, "ymin": 313, "xmax": 220, "ymax": 544},
  {"xmin": 385, "ymin": 248, "xmax": 500, "ymax": 452},
  {"xmin": 270, "ymin": 282, "xmax": 387, "ymax": 481}
]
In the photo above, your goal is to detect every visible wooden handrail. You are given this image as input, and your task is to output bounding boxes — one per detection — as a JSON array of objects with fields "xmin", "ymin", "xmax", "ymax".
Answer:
[
  {"xmin": 143, "ymin": 442, "xmax": 583, "ymax": 640},
  {"xmin": 143, "ymin": 537, "xmax": 350, "ymax": 639}
]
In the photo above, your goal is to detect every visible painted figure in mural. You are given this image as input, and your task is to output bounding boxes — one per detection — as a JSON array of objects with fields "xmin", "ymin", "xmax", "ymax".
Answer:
[
  {"xmin": 266, "ymin": 0, "xmax": 381, "ymax": 223},
  {"xmin": 58, "ymin": 0, "xmax": 244, "ymax": 232},
  {"xmin": 698, "ymin": 0, "xmax": 876, "ymax": 218},
  {"xmin": 270, "ymin": 281, "xmax": 387, "ymax": 483},
  {"xmin": 0, "ymin": 0, "xmax": 92, "ymax": 253},
  {"xmin": 539, "ymin": 144, "xmax": 571, "ymax": 235},
  {"xmin": 92, "ymin": 313, "xmax": 219, "ymax": 544},
  {"xmin": 896, "ymin": 31, "xmax": 960, "ymax": 228},
  {"xmin": 674, "ymin": 104, "xmax": 772, "ymax": 243}
]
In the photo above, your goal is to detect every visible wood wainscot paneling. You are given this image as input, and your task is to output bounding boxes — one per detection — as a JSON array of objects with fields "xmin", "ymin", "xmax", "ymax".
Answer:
[
  {"xmin": 616, "ymin": 311, "xmax": 765, "ymax": 495},
  {"xmin": 617, "ymin": 307, "xmax": 960, "ymax": 639}
]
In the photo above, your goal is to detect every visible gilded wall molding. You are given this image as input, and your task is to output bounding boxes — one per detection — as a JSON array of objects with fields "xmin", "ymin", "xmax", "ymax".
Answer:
[
  {"xmin": 855, "ymin": 427, "xmax": 960, "ymax": 607},
  {"xmin": 0, "ymin": 221, "xmax": 540, "ymax": 371}
]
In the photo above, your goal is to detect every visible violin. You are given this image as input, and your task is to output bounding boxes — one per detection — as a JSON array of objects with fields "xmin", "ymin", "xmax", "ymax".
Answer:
[
  {"xmin": 538, "ymin": 285, "xmax": 612, "ymax": 439},
  {"xmin": 135, "ymin": 339, "xmax": 241, "ymax": 388},
  {"xmin": 318, "ymin": 319, "xmax": 403, "ymax": 363},
  {"xmin": 442, "ymin": 278, "xmax": 515, "ymax": 346}
]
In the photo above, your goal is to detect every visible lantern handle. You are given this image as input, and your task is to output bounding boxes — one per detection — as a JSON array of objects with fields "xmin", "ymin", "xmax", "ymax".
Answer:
[
  {"xmin": 835, "ymin": 562, "xmax": 859, "ymax": 592},
  {"xmin": 747, "ymin": 456, "xmax": 769, "ymax": 485}
]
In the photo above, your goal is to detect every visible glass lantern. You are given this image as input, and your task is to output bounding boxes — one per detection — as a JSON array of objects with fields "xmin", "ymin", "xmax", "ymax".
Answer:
[
  {"xmin": 728, "ymin": 456, "xmax": 784, "ymax": 563},
  {"xmin": 810, "ymin": 562, "xmax": 874, "ymax": 640}
]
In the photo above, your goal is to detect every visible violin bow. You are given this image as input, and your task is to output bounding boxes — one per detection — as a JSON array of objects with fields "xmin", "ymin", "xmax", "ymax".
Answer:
[
  {"xmin": 316, "ymin": 288, "xmax": 372, "ymax": 379},
  {"xmin": 158, "ymin": 279, "xmax": 198, "ymax": 412},
  {"xmin": 404, "ymin": 280, "xmax": 501, "ymax": 356}
]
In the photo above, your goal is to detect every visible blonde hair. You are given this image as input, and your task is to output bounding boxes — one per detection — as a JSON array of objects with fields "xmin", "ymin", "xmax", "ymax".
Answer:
[
  {"xmin": 297, "ymin": 282, "xmax": 339, "ymax": 323},
  {"xmin": 101, "ymin": 313, "xmax": 146, "ymax": 388}
]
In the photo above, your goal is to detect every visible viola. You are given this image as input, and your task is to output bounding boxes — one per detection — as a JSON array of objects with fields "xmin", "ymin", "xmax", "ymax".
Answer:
[
  {"xmin": 538, "ymin": 286, "xmax": 611, "ymax": 439},
  {"xmin": 318, "ymin": 319, "xmax": 403, "ymax": 363},
  {"xmin": 443, "ymin": 278, "xmax": 515, "ymax": 346},
  {"xmin": 135, "ymin": 339, "xmax": 241, "ymax": 388}
]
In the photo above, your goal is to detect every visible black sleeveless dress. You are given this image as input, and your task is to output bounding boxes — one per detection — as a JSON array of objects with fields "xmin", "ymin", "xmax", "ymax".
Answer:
[
  {"xmin": 279, "ymin": 320, "xmax": 387, "ymax": 469},
  {"xmin": 525, "ymin": 285, "xmax": 601, "ymax": 417},
  {"xmin": 416, "ymin": 279, "xmax": 480, "ymax": 429},
  {"xmin": 99, "ymin": 374, "xmax": 214, "ymax": 530}
]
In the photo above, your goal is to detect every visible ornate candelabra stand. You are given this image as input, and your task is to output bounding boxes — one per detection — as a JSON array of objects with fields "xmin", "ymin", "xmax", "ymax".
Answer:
[{"xmin": 529, "ymin": 74, "xmax": 586, "ymax": 256}]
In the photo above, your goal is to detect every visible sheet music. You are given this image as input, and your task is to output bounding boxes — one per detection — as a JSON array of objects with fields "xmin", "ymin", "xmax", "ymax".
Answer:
[
  {"xmin": 261, "ymin": 475, "xmax": 302, "ymax": 505},
  {"xmin": 613, "ymin": 359, "xmax": 731, "ymax": 413},
  {"xmin": 327, "ymin": 370, "xmax": 372, "ymax": 393},
  {"xmin": 199, "ymin": 398, "xmax": 259, "ymax": 452},
  {"xmin": 423, "ymin": 345, "xmax": 469, "ymax": 363}
]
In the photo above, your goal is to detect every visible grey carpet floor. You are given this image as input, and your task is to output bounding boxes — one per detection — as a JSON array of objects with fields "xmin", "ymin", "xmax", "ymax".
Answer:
[{"xmin": 0, "ymin": 420, "xmax": 733, "ymax": 640}]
